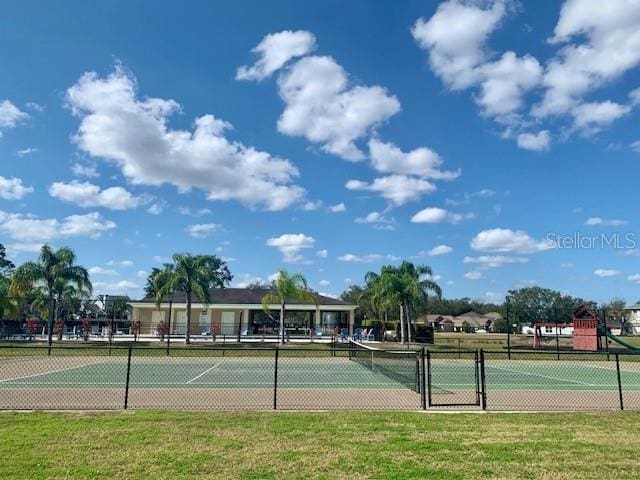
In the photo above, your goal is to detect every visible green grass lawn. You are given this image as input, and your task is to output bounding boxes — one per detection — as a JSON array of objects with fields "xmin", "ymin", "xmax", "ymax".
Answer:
[{"xmin": 1, "ymin": 412, "xmax": 639, "ymax": 479}]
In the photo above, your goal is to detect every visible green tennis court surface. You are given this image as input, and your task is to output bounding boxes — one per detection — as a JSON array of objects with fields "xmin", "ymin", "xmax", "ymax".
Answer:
[
  {"xmin": 2, "ymin": 356, "xmax": 640, "ymax": 392},
  {"xmin": 0, "ymin": 357, "xmax": 414, "ymax": 390},
  {"xmin": 431, "ymin": 360, "xmax": 640, "ymax": 392}
]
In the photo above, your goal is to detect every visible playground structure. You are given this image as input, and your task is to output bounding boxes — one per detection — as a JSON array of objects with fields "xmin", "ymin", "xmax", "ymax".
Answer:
[{"xmin": 532, "ymin": 305, "xmax": 640, "ymax": 352}]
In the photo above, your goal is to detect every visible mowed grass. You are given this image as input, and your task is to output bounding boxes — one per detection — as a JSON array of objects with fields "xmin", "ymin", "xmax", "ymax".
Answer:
[{"xmin": 1, "ymin": 412, "xmax": 639, "ymax": 479}]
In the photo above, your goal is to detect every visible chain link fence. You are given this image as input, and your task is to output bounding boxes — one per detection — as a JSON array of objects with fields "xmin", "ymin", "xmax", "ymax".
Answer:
[{"xmin": 1, "ymin": 344, "xmax": 640, "ymax": 411}]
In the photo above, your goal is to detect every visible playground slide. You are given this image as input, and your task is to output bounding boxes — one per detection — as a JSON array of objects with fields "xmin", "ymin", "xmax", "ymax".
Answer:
[{"xmin": 604, "ymin": 331, "xmax": 640, "ymax": 352}]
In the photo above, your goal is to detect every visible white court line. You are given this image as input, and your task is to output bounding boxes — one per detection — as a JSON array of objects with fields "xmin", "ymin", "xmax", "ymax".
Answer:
[
  {"xmin": 0, "ymin": 362, "xmax": 97, "ymax": 384},
  {"xmin": 186, "ymin": 363, "xmax": 222, "ymax": 384},
  {"xmin": 487, "ymin": 364, "xmax": 596, "ymax": 387}
]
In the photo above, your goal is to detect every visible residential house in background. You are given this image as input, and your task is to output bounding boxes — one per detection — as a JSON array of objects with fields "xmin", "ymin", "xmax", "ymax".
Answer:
[{"xmin": 417, "ymin": 311, "xmax": 502, "ymax": 333}]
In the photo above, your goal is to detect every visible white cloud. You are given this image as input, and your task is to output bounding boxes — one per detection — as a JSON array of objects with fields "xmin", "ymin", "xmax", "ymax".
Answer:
[
  {"xmin": 337, "ymin": 253, "xmax": 398, "ymax": 263},
  {"xmin": 185, "ymin": 223, "xmax": 221, "ymax": 238},
  {"xmin": 93, "ymin": 280, "xmax": 140, "ymax": 294},
  {"xmin": 89, "ymin": 266, "xmax": 118, "ymax": 276},
  {"xmin": 236, "ymin": 30, "xmax": 316, "ymax": 81},
  {"xmin": 66, "ymin": 66, "xmax": 305, "ymax": 211},
  {"xmin": 355, "ymin": 211, "xmax": 396, "ymax": 229},
  {"xmin": 628, "ymin": 274, "xmax": 640, "ymax": 284},
  {"xmin": 136, "ymin": 270, "xmax": 148, "ymax": 279},
  {"xmin": 146, "ymin": 203, "xmax": 163, "ymax": 215},
  {"xmin": 0, "ymin": 210, "xmax": 115, "ymax": 243},
  {"xmin": 464, "ymin": 255, "xmax": 529, "ymax": 268},
  {"xmin": 412, "ymin": 0, "xmax": 508, "ymax": 90},
  {"xmin": 0, "ymin": 176, "xmax": 33, "ymax": 200},
  {"xmin": 177, "ymin": 207, "xmax": 212, "ymax": 217},
  {"xmin": 411, "ymin": 207, "xmax": 473, "ymax": 224},
  {"xmin": 71, "ymin": 162, "xmax": 99, "ymax": 178},
  {"xmin": 412, "ymin": 1, "xmax": 540, "ymax": 124},
  {"xmin": 594, "ymin": 269, "xmax": 621, "ymax": 278},
  {"xmin": 107, "ymin": 260, "xmax": 133, "ymax": 268},
  {"xmin": 318, "ymin": 279, "xmax": 331, "ymax": 287},
  {"xmin": 464, "ymin": 270, "xmax": 484, "ymax": 280},
  {"xmin": 367, "ymin": 138, "xmax": 460, "ymax": 179},
  {"xmin": 16, "ymin": 147, "xmax": 38, "ymax": 157},
  {"xmin": 0, "ymin": 100, "xmax": 28, "ymax": 134},
  {"xmin": 25, "ymin": 102, "xmax": 44, "ymax": 112},
  {"xmin": 571, "ymin": 101, "xmax": 631, "ymax": 133},
  {"xmin": 535, "ymin": 0, "xmax": 640, "ymax": 118},
  {"xmin": 471, "ymin": 228, "xmax": 553, "ymax": 253},
  {"xmin": 346, "ymin": 175, "xmax": 436, "ymax": 206},
  {"xmin": 517, "ymin": 130, "xmax": 551, "ymax": 151},
  {"xmin": 585, "ymin": 217, "xmax": 627, "ymax": 226},
  {"xmin": 476, "ymin": 51, "xmax": 542, "ymax": 121},
  {"xmin": 473, "ymin": 189, "xmax": 496, "ymax": 197},
  {"xmin": 425, "ymin": 244, "xmax": 454, "ymax": 256},
  {"xmin": 233, "ymin": 274, "xmax": 274, "ymax": 288},
  {"xmin": 276, "ymin": 55, "xmax": 400, "ymax": 160},
  {"xmin": 631, "ymin": 140, "xmax": 640, "ymax": 153},
  {"xmin": 329, "ymin": 202, "xmax": 346, "ymax": 213},
  {"xmin": 48, "ymin": 180, "xmax": 149, "ymax": 210},
  {"xmin": 266, "ymin": 233, "xmax": 315, "ymax": 263},
  {"xmin": 301, "ymin": 200, "xmax": 323, "ymax": 211},
  {"xmin": 316, "ymin": 249, "xmax": 328, "ymax": 258}
]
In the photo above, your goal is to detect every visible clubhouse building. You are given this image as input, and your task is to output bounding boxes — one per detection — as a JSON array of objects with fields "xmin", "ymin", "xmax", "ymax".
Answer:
[{"xmin": 129, "ymin": 287, "xmax": 357, "ymax": 338}]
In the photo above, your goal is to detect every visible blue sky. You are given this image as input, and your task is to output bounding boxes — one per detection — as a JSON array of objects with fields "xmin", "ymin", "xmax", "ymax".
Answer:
[{"xmin": 1, "ymin": 0, "xmax": 639, "ymax": 303}]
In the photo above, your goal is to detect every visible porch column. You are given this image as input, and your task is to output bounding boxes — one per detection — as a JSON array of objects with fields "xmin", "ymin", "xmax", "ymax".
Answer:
[
  {"xmin": 349, "ymin": 309, "xmax": 355, "ymax": 336},
  {"xmin": 242, "ymin": 308, "xmax": 249, "ymax": 335}
]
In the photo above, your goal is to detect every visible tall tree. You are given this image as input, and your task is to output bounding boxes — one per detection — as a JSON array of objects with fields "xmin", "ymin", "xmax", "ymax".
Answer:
[
  {"xmin": 154, "ymin": 254, "xmax": 232, "ymax": 344},
  {"xmin": 363, "ymin": 261, "xmax": 441, "ymax": 344},
  {"xmin": 261, "ymin": 270, "xmax": 317, "ymax": 344},
  {"xmin": 0, "ymin": 243, "xmax": 15, "ymax": 277},
  {"xmin": 13, "ymin": 245, "xmax": 91, "ymax": 347},
  {"xmin": 0, "ymin": 243, "xmax": 15, "ymax": 319},
  {"xmin": 505, "ymin": 287, "xmax": 596, "ymax": 324},
  {"xmin": 395, "ymin": 261, "xmax": 442, "ymax": 343}
]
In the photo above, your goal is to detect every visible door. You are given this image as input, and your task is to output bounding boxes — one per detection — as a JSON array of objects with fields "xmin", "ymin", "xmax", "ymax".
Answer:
[
  {"xmin": 221, "ymin": 312, "xmax": 235, "ymax": 336},
  {"xmin": 427, "ymin": 350, "xmax": 481, "ymax": 408},
  {"xmin": 175, "ymin": 311, "xmax": 187, "ymax": 335}
]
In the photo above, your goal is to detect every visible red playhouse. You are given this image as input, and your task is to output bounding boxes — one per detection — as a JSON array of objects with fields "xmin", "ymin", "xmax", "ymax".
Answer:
[
  {"xmin": 532, "ymin": 305, "xmax": 600, "ymax": 351},
  {"xmin": 572, "ymin": 305, "xmax": 600, "ymax": 351}
]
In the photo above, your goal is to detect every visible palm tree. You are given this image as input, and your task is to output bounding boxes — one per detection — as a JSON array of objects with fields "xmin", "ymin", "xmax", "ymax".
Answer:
[
  {"xmin": 363, "ymin": 261, "xmax": 441, "ymax": 344},
  {"xmin": 261, "ymin": 270, "xmax": 317, "ymax": 344},
  {"xmin": 154, "ymin": 254, "xmax": 232, "ymax": 344},
  {"xmin": 13, "ymin": 245, "xmax": 92, "ymax": 348},
  {"xmin": 395, "ymin": 261, "xmax": 442, "ymax": 344}
]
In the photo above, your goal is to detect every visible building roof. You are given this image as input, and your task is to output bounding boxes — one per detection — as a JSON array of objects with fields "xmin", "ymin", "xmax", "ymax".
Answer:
[
  {"xmin": 133, "ymin": 287, "xmax": 354, "ymax": 307},
  {"xmin": 624, "ymin": 304, "xmax": 640, "ymax": 311}
]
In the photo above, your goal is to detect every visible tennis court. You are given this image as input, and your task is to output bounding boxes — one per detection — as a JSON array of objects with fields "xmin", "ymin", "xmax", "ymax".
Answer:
[{"xmin": 1, "ymin": 345, "xmax": 640, "ymax": 410}]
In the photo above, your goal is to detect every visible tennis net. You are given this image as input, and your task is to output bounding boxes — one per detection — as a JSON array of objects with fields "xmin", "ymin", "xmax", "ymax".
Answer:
[{"xmin": 348, "ymin": 340, "xmax": 421, "ymax": 392}]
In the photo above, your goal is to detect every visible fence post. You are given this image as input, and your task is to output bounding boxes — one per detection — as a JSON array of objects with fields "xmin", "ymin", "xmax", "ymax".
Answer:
[
  {"xmin": 273, "ymin": 347, "xmax": 279, "ymax": 410},
  {"xmin": 616, "ymin": 353, "xmax": 624, "ymax": 410},
  {"xmin": 506, "ymin": 300, "xmax": 511, "ymax": 360},
  {"xmin": 426, "ymin": 349, "xmax": 432, "ymax": 408},
  {"xmin": 479, "ymin": 349, "xmax": 487, "ymax": 410},
  {"xmin": 420, "ymin": 348, "xmax": 427, "ymax": 410},
  {"xmin": 166, "ymin": 300, "xmax": 172, "ymax": 356},
  {"xmin": 603, "ymin": 309, "xmax": 610, "ymax": 361},
  {"xmin": 554, "ymin": 318, "xmax": 560, "ymax": 360},
  {"xmin": 124, "ymin": 346, "xmax": 133, "ymax": 410},
  {"xmin": 475, "ymin": 350, "xmax": 481, "ymax": 406}
]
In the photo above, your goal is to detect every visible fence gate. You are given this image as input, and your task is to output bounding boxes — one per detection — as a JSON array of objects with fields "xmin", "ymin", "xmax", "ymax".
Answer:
[{"xmin": 426, "ymin": 350, "xmax": 482, "ymax": 408}]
